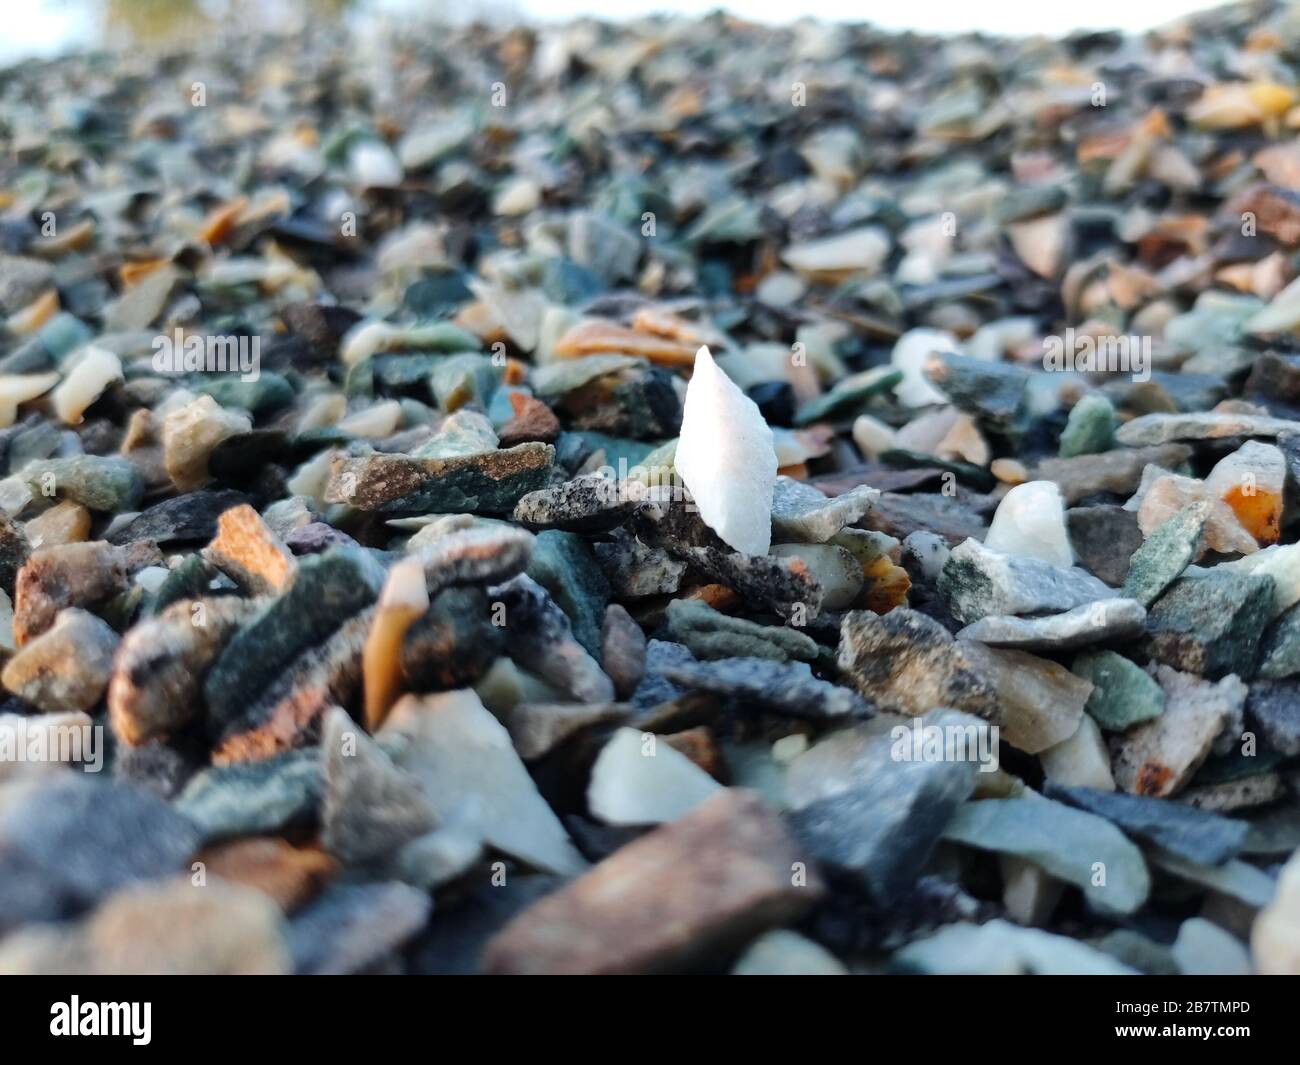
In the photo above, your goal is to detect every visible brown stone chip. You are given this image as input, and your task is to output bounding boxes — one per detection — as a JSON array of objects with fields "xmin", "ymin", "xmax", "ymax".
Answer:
[
  {"xmin": 199, "ymin": 837, "xmax": 336, "ymax": 912},
  {"xmin": 202, "ymin": 504, "xmax": 296, "ymax": 595},
  {"xmin": 12, "ymin": 540, "xmax": 159, "ymax": 646},
  {"xmin": 483, "ymin": 788, "xmax": 822, "ymax": 974}
]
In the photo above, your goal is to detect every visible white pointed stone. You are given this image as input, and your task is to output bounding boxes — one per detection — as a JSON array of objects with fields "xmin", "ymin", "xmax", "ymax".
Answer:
[
  {"xmin": 675, "ymin": 346, "xmax": 777, "ymax": 556},
  {"xmin": 587, "ymin": 727, "xmax": 721, "ymax": 826},
  {"xmin": 984, "ymin": 480, "xmax": 1073, "ymax": 567},
  {"xmin": 0, "ymin": 372, "xmax": 59, "ymax": 428},
  {"xmin": 851, "ymin": 413, "xmax": 896, "ymax": 459},
  {"xmin": 52, "ymin": 346, "xmax": 122, "ymax": 425},
  {"xmin": 381, "ymin": 690, "xmax": 586, "ymax": 875},
  {"xmin": 890, "ymin": 327, "xmax": 962, "ymax": 407},
  {"xmin": 1040, "ymin": 714, "xmax": 1115, "ymax": 791}
]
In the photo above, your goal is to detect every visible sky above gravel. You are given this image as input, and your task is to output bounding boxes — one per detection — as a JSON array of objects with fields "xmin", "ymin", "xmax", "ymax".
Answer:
[{"xmin": 1, "ymin": 0, "xmax": 1228, "ymax": 64}]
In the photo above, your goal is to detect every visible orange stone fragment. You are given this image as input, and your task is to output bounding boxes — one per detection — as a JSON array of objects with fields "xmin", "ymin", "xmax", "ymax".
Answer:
[
  {"xmin": 1221, "ymin": 485, "xmax": 1282, "ymax": 544},
  {"xmin": 199, "ymin": 196, "xmax": 250, "ymax": 246},
  {"xmin": 198, "ymin": 837, "xmax": 336, "ymax": 913},
  {"xmin": 553, "ymin": 319, "xmax": 698, "ymax": 367}
]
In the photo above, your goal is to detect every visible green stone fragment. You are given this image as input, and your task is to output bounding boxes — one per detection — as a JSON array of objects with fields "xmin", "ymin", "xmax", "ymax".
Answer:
[
  {"xmin": 793, "ymin": 366, "xmax": 902, "ymax": 426},
  {"xmin": 660, "ymin": 598, "xmax": 818, "ymax": 662},
  {"xmin": 1072, "ymin": 649, "xmax": 1164, "ymax": 731},
  {"xmin": 1058, "ymin": 392, "xmax": 1116, "ymax": 458},
  {"xmin": 203, "ymin": 546, "xmax": 386, "ymax": 727},
  {"xmin": 1121, "ymin": 501, "xmax": 1207, "ymax": 606},
  {"xmin": 189, "ymin": 371, "xmax": 294, "ymax": 414},
  {"xmin": 21, "ymin": 455, "xmax": 144, "ymax": 512},
  {"xmin": 526, "ymin": 529, "xmax": 609, "ymax": 657}
]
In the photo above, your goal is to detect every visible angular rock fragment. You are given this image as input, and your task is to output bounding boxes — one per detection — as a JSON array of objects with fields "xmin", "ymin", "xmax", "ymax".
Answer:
[
  {"xmin": 1, "ymin": 608, "xmax": 118, "ymax": 713},
  {"xmin": 893, "ymin": 919, "xmax": 1135, "ymax": 976},
  {"xmin": 786, "ymin": 716, "xmax": 978, "ymax": 903},
  {"xmin": 483, "ymin": 789, "xmax": 820, "ymax": 974},
  {"xmin": 500, "ymin": 700, "xmax": 630, "ymax": 762},
  {"xmin": 1046, "ymin": 783, "xmax": 1247, "ymax": 865},
  {"xmin": 287, "ymin": 881, "xmax": 430, "ymax": 975},
  {"xmin": 319, "ymin": 706, "xmax": 437, "ymax": 866},
  {"xmin": 939, "ymin": 537, "xmax": 1115, "ymax": 624},
  {"xmin": 13, "ymin": 540, "xmax": 154, "ymax": 645},
  {"xmin": 490, "ymin": 574, "xmax": 614, "ymax": 703},
  {"xmin": 20, "ymin": 455, "xmax": 144, "ymax": 512},
  {"xmin": 838, "ymin": 608, "xmax": 999, "ymax": 721},
  {"xmin": 380, "ymin": 690, "xmax": 586, "ymax": 876},
  {"xmin": 1122, "ymin": 501, "xmax": 1207, "ymax": 606},
  {"xmin": 163, "ymin": 395, "xmax": 253, "ymax": 492},
  {"xmin": 1144, "ymin": 571, "xmax": 1273, "ymax": 679},
  {"xmin": 1117, "ymin": 410, "xmax": 1300, "ymax": 446},
  {"xmin": 325, "ymin": 443, "xmax": 554, "ymax": 515},
  {"xmin": 588, "ymin": 726, "xmax": 721, "ymax": 825},
  {"xmin": 513, "ymin": 472, "xmax": 641, "ymax": 532},
  {"xmin": 203, "ymin": 547, "xmax": 385, "ymax": 735},
  {"xmin": 962, "ymin": 643, "xmax": 1091, "ymax": 754},
  {"xmin": 201, "ymin": 503, "xmax": 295, "ymax": 595},
  {"xmin": 593, "ymin": 537, "xmax": 685, "ymax": 598},
  {"xmin": 1111, "ymin": 665, "xmax": 1244, "ymax": 797},
  {"xmin": 1072, "ymin": 649, "xmax": 1164, "ymax": 731},
  {"xmin": 983, "ymin": 481, "xmax": 1073, "ymax": 567},
  {"xmin": 600, "ymin": 604, "xmax": 645, "ymax": 699},
  {"xmin": 659, "ymin": 598, "xmax": 817, "ymax": 662},
  {"xmin": 1036, "ymin": 444, "xmax": 1192, "ymax": 505},
  {"xmin": 1245, "ymin": 680, "xmax": 1300, "ymax": 756},
  {"xmin": 1066, "ymin": 505, "xmax": 1142, "ymax": 587},
  {"xmin": 770, "ymin": 476, "xmax": 878, "ymax": 544},
  {"xmin": 106, "ymin": 490, "xmax": 250, "ymax": 547}
]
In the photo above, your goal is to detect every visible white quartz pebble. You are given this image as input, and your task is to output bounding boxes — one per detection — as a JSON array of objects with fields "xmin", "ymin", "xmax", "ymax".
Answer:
[{"xmin": 985, "ymin": 480, "xmax": 1074, "ymax": 568}]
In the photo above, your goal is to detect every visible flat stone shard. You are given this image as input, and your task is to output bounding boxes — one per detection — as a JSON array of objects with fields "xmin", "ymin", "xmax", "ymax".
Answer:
[
  {"xmin": 513, "ymin": 472, "xmax": 641, "ymax": 532},
  {"xmin": 164, "ymin": 395, "xmax": 253, "ymax": 492},
  {"xmin": 893, "ymin": 919, "xmax": 1135, "ymax": 975},
  {"xmin": 1066, "ymin": 505, "xmax": 1143, "ymax": 587},
  {"xmin": 587, "ymin": 726, "xmax": 721, "ymax": 826},
  {"xmin": 943, "ymin": 796, "xmax": 1150, "ymax": 916},
  {"xmin": 319, "ymin": 706, "xmax": 437, "ymax": 866},
  {"xmin": 482, "ymin": 789, "xmax": 821, "ymax": 974},
  {"xmin": 1204, "ymin": 440, "xmax": 1285, "ymax": 544},
  {"xmin": 770, "ymin": 475, "xmax": 878, "ymax": 544},
  {"xmin": 958, "ymin": 598, "xmax": 1146, "ymax": 651},
  {"xmin": 1116, "ymin": 410, "xmax": 1300, "ymax": 446},
  {"xmin": 661, "ymin": 656, "xmax": 873, "ymax": 721},
  {"xmin": 962, "ymin": 643, "xmax": 1091, "ymax": 754},
  {"xmin": 1036, "ymin": 444, "xmax": 1192, "ymax": 505},
  {"xmin": 1045, "ymin": 783, "xmax": 1247, "ymax": 865},
  {"xmin": 380, "ymin": 690, "xmax": 586, "ymax": 876},
  {"xmin": 13, "ymin": 541, "xmax": 153, "ymax": 646},
  {"xmin": 325, "ymin": 443, "xmax": 555, "ymax": 515},
  {"xmin": 659, "ymin": 598, "xmax": 817, "ymax": 662},
  {"xmin": 674, "ymin": 346, "xmax": 777, "ymax": 556},
  {"xmin": 786, "ymin": 716, "xmax": 978, "ymax": 903}
]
